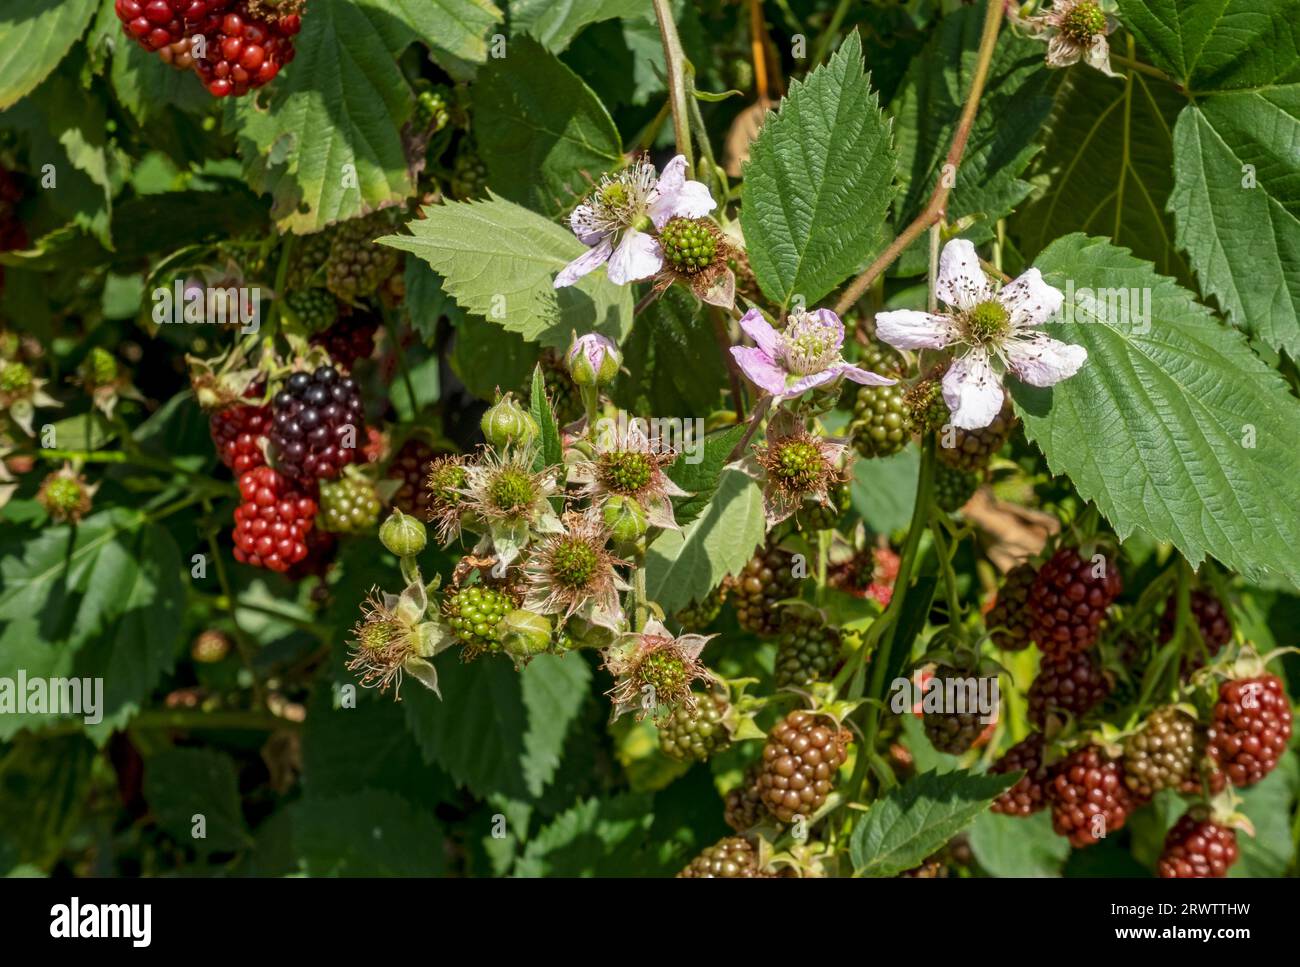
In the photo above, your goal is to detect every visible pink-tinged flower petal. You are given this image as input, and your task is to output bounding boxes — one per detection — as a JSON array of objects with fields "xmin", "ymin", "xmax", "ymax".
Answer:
[
  {"xmin": 805, "ymin": 308, "xmax": 847, "ymax": 352},
  {"xmin": 837, "ymin": 363, "xmax": 897, "ymax": 387},
  {"xmin": 653, "ymin": 155, "xmax": 687, "ymax": 198},
  {"xmin": 731, "ymin": 345, "xmax": 787, "ymax": 396},
  {"xmin": 783, "ymin": 369, "xmax": 839, "ymax": 397},
  {"xmin": 875, "ymin": 309, "xmax": 957, "ymax": 350},
  {"xmin": 1046, "ymin": 33, "xmax": 1083, "ymax": 68},
  {"xmin": 555, "ymin": 237, "xmax": 614, "ymax": 288},
  {"xmin": 998, "ymin": 267, "xmax": 1064, "ymax": 330},
  {"xmin": 606, "ymin": 229, "xmax": 662, "ymax": 285},
  {"xmin": 738, "ymin": 308, "xmax": 780, "ymax": 357},
  {"xmin": 942, "ymin": 350, "xmax": 1005, "ymax": 430},
  {"xmin": 648, "ymin": 155, "xmax": 717, "ymax": 226},
  {"xmin": 1005, "ymin": 333, "xmax": 1088, "ymax": 387},
  {"xmin": 936, "ymin": 238, "xmax": 993, "ymax": 311},
  {"xmin": 1084, "ymin": 34, "xmax": 1120, "ymax": 77},
  {"xmin": 570, "ymin": 205, "xmax": 606, "ymax": 246}
]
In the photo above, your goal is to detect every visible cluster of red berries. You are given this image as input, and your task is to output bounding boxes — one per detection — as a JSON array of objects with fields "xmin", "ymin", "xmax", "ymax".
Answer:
[{"xmin": 113, "ymin": 0, "xmax": 302, "ymax": 97}]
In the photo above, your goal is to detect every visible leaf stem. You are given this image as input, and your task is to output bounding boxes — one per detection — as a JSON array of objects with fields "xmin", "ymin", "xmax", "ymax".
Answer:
[
  {"xmin": 652, "ymin": 0, "xmax": 694, "ymax": 175},
  {"xmin": 833, "ymin": 0, "xmax": 1005, "ymax": 315}
]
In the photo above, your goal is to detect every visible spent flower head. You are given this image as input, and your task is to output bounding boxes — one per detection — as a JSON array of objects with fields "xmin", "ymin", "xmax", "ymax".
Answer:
[
  {"xmin": 753, "ymin": 427, "xmax": 850, "ymax": 527},
  {"xmin": 874, "ymin": 238, "xmax": 1086, "ymax": 429},
  {"xmin": 554, "ymin": 155, "xmax": 717, "ymax": 288},
  {"xmin": 731, "ymin": 307, "xmax": 895, "ymax": 403},
  {"xmin": 522, "ymin": 512, "xmax": 629, "ymax": 629},
  {"xmin": 460, "ymin": 445, "xmax": 563, "ymax": 564},
  {"xmin": 346, "ymin": 581, "xmax": 451, "ymax": 699},
  {"xmin": 573, "ymin": 419, "xmax": 689, "ymax": 530},
  {"xmin": 1022, "ymin": 0, "xmax": 1119, "ymax": 77},
  {"xmin": 603, "ymin": 617, "xmax": 716, "ymax": 722},
  {"xmin": 37, "ymin": 464, "xmax": 98, "ymax": 524},
  {"xmin": 424, "ymin": 454, "xmax": 469, "ymax": 544}
]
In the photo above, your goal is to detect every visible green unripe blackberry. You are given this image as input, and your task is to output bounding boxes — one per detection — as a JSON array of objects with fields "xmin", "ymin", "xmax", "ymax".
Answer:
[
  {"xmin": 770, "ymin": 438, "xmax": 824, "ymax": 492},
  {"xmin": 986, "ymin": 562, "xmax": 1037, "ymax": 652},
  {"xmin": 933, "ymin": 462, "xmax": 978, "ymax": 513},
  {"xmin": 285, "ymin": 288, "xmax": 338, "ymax": 334},
  {"xmin": 675, "ymin": 587, "xmax": 725, "ymax": 632},
  {"xmin": 0, "ymin": 360, "xmax": 32, "ymax": 395},
  {"xmin": 319, "ymin": 476, "xmax": 381, "ymax": 534},
  {"xmin": 82, "ymin": 347, "xmax": 118, "ymax": 388},
  {"xmin": 658, "ymin": 693, "xmax": 732, "ymax": 762},
  {"xmin": 905, "ymin": 378, "xmax": 947, "ymax": 433},
  {"xmin": 37, "ymin": 470, "xmax": 93, "ymax": 523},
  {"xmin": 326, "ymin": 213, "xmax": 402, "ymax": 303},
  {"xmin": 287, "ymin": 230, "xmax": 333, "ymax": 289},
  {"xmin": 773, "ymin": 615, "xmax": 843, "ymax": 690},
  {"xmin": 726, "ymin": 544, "xmax": 800, "ymax": 637},
  {"xmin": 677, "ymin": 837, "xmax": 764, "ymax": 878},
  {"xmin": 415, "ymin": 87, "xmax": 450, "ymax": 133},
  {"xmin": 852, "ymin": 382, "xmax": 910, "ymax": 458},
  {"xmin": 659, "ymin": 217, "xmax": 717, "ymax": 274},
  {"xmin": 796, "ymin": 480, "xmax": 851, "ymax": 533},
  {"xmin": 487, "ymin": 467, "xmax": 538, "ymax": 514},
  {"xmin": 597, "ymin": 449, "xmax": 655, "ymax": 496},
  {"xmin": 1123, "ymin": 706, "xmax": 1200, "ymax": 799},
  {"xmin": 450, "ymin": 148, "xmax": 488, "ymax": 200},
  {"xmin": 938, "ymin": 403, "xmax": 1015, "ymax": 471},
  {"xmin": 442, "ymin": 585, "xmax": 514, "ymax": 653}
]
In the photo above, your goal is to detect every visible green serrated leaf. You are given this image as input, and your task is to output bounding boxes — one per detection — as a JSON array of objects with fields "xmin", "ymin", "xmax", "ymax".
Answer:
[
  {"xmin": 0, "ymin": 736, "xmax": 95, "ymax": 873},
  {"xmin": 740, "ymin": 30, "xmax": 898, "ymax": 309},
  {"xmin": 850, "ymin": 447, "xmax": 918, "ymax": 534},
  {"xmin": 610, "ymin": 286, "xmax": 727, "ymax": 417},
  {"xmin": 967, "ymin": 807, "xmax": 1070, "ymax": 878},
  {"xmin": 291, "ymin": 790, "xmax": 446, "ymax": 875},
  {"xmin": 0, "ymin": 0, "xmax": 97, "ymax": 110},
  {"xmin": 450, "ymin": 313, "xmax": 536, "ymax": 400},
  {"xmin": 514, "ymin": 793, "xmax": 655, "ymax": 876},
  {"xmin": 644, "ymin": 466, "xmax": 766, "ymax": 613},
  {"xmin": 530, "ymin": 363, "xmax": 564, "ymax": 468},
  {"xmin": 474, "ymin": 34, "xmax": 621, "ymax": 216},
  {"xmin": 663, "ymin": 424, "xmax": 745, "ymax": 526},
  {"xmin": 144, "ymin": 749, "xmax": 253, "ymax": 854},
  {"xmin": 380, "ymin": 194, "xmax": 632, "ymax": 348},
  {"xmin": 849, "ymin": 769, "xmax": 1019, "ymax": 876},
  {"xmin": 892, "ymin": 3, "xmax": 1054, "ymax": 244},
  {"xmin": 510, "ymin": 0, "xmax": 648, "ymax": 53},
  {"xmin": 376, "ymin": 0, "xmax": 502, "ymax": 69},
  {"xmin": 1015, "ymin": 234, "xmax": 1300, "ymax": 588}
]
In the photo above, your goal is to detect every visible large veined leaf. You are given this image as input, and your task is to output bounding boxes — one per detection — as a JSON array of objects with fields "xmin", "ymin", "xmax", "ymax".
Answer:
[
  {"xmin": 892, "ymin": 3, "xmax": 1054, "ymax": 242},
  {"xmin": 510, "ymin": 0, "xmax": 649, "ymax": 54},
  {"xmin": 0, "ymin": 0, "xmax": 97, "ymax": 109},
  {"xmin": 144, "ymin": 749, "xmax": 253, "ymax": 854},
  {"xmin": 1169, "ymin": 90, "xmax": 1300, "ymax": 355},
  {"xmin": 643, "ymin": 467, "xmax": 767, "ymax": 613},
  {"xmin": 740, "ymin": 30, "xmax": 897, "ymax": 309},
  {"xmin": 231, "ymin": 0, "xmax": 499, "ymax": 232},
  {"xmin": 967, "ymin": 808, "xmax": 1070, "ymax": 878},
  {"xmin": 402, "ymin": 653, "xmax": 591, "ymax": 799},
  {"xmin": 1014, "ymin": 67, "xmax": 1189, "ymax": 283},
  {"xmin": 514, "ymin": 793, "xmax": 655, "ymax": 876},
  {"xmin": 379, "ymin": 194, "xmax": 633, "ymax": 348},
  {"xmin": 1115, "ymin": 0, "xmax": 1300, "ymax": 92},
  {"xmin": 849, "ymin": 770, "xmax": 1019, "ymax": 876},
  {"xmin": 473, "ymin": 35, "xmax": 621, "ymax": 217},
  {"xmin": 0, "ymin": 736, "xmax": 95, "ymax": 872},
  {"xmin": 376, "ymin": 0, "xmax": 503, "ymax": 68},
  {"xmin": 291, "ymin": 791, "xmax": 446, "ymax": 875},
  {"xmin": 1014, "ymin": 234, "xmax": 1300, "ymax": 588},
  {"xmin": 0, "ymin": 509, "xmax": 182, "ymax": 741}
]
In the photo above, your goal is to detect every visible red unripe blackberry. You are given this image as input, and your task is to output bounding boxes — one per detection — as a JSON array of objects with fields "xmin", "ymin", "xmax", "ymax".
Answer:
[
  {"xmin": 726, "ymin": 544, "xmax": 800, "ymax": 636},
  {"xmin": 986, "ymin": 562, "xmax": 1036, "ymax": 651},
  {"xmin": 231, "ymin": 466, "xmax": 316, "ymax": 572},
  {"xmin": 115, "ymin": 0, "xmax": 231, "ymax": 52},
  {"xmin": 1122, "ymin": 706, "xmax": 1201, "ymax": 798},
  {"xmin": 938, "ymin": 401, "xmax": 1015, "ymax": 471},
  {"xmin": 757, "ymin": 710, "xmax": 851, "ymax": 823},
  {"xmin": 210, "ymin": 403, "xmax": 270, "ymax": 473},
  {"xmin": 1027, "ymin": 547, "xmax": 1122, "ymax": 655},
  {"xmin": 724, "ymin": 766, "xmax": 765, "ymax": 832},
  {"xmin": 268, "ymin": 365, "xmax": 366, "ymax": 484},
  {"xmin": 658, "ymin": 694, "xmax": 731, "ymax": 762},
  {"xmin": 1159, "ymin": 589, "xmax": 1232, "ymax": 672},
  {"xmin": 192, "ymin": 4, "xmax": 299, "ymax": 97},
  {"xmin": 1046, "ymin": 745, "xmax": 1137, "ymax": 847},
  {"xmin": 677, "ymin": 837, "xmax": 764, "ymax": 878},
  {"xmin": 310, "ymin": 313, "xmax": 378, "ymax": 371},
  {"xmin": 1027, "ymin": 648, "xmax": 1111, "ymax": 727},
  {"xmin": 1207, "ymin": 674, "xmax": 1292, "ymax": 787},
  {"xmin": 1157, "ymin": 812, "xmax": 1239, "ymax": 878},
  {"xmin": 990, "ymin": 733, "xmax": 1049, "ymax": 816}
]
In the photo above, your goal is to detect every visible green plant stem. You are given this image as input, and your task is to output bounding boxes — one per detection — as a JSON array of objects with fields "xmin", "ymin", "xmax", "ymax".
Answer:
[
  {"xmin": 29, "ymin": 447, "xmax": 230, "ymax": 490},
  {"xmin": 652, "ymin": 0, "xmax": 693, "ymax": 175},
  {"xmin": 930, "ymin": 512, "xmax": 963, "ymax": 628},
  {"xmin": 1110, "ymin": 53, "xmax": 1171, "ymax": 82},
  {"xmin": 265, "ymin": 233, "xmax": 297, "ymax": 335},
  {"xmin": 35, "ymin": 707, "xmax": 300, "ymax": 738},
  {"xmin": 727, "ymin": 394, "xmax": 771, "ymax": 460},
  {"xmin": 811, "ymin": 0, "xmax": 853, "ymax": 65},
  {"xmin": 202, "ymin": 497, "xmax": 263, "ymax": 705},
  {"xmin": 833, "ymin": 0, "xmax": 1005, "ymax": 315}
]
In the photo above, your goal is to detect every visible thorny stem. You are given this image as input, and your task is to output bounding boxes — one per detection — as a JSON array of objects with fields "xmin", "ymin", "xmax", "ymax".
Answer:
[
  {"xmin": 652, "ymin": 0, "xmax": 693, "ymax": 175},
  {"xmin": 833, "ymin": 0, "xmax": 1005, "ymax": 316},
  {"xmin": 1109, "ymin": 53, "xmax": 1172, "ymax": 82}
]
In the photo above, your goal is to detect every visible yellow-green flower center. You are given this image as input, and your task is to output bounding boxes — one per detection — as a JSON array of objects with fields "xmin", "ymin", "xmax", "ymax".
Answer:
[
  {"xmin": 428, "ymin": 463, "xmax": 467, "ymax": 504},
  {"xmin": 638, "ymin": 649, "xmax": 689, "ymax": 696},
  {"xmin": 964, "ymin": 299, "xmax": 1011, "ymax": 346},
  {"xmin": 488, "ymin": 468, "xmax": 537, "ymax": 513},
  {"xmin": 551, "ymin": 537, "xmax": 599, "ymax": 588},
  {"xmin": 1061, "ymin": 1, "xmax": 1106, "ymax": 43}
]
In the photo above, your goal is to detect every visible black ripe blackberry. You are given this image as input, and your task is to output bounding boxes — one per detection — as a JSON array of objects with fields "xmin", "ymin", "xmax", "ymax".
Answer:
[
  {"xmin": 1027, "ymin": 547, "xmax": 1122, "ymax": 656},
  {"xmin": 990, "ymin": 733, "xmax": 1050, "ymax": 816},
  {"xmin": 1159, "ymin": 589, "xmax": 1232, "ymax": 670},
  {"xmin": 450, "ymin": 147, "xmax": 488, "ymax": 200},
  {"xmin": 938, "ymin": 400, "xmax": 1015, "ymax": 471},
  {"xmin": 1047, "ymin": 745, "xmax": 1136, "ymax": 847},
  {"xmin": 1208, "ymin": 674, "xmax": 1292, "ymax": 787},
  {"xmin": 310, "ymin": 313, "xmax": 378, "ymax": 371},
  {"xmin": 986, "ymin": 562, "xmax": 1037, "ymax": 652},
  {"xmin": 442, "ymin": 584, "xmax": 514, "ymax": 655},
  {"xmin": 659, "ymin": 217, "xmax": 718, "ymax": 274},
  {"xmin": 933, "ymin": 462, "xmax": 978, "ymax": 513},
  {"xmin": 758, "ymin": 710, "xmax": 851, "ymax": 823},
  {"xmin": 726, "ymin": 544, "xmax": 800, "ymax": 636},
  {"xmin": 285, "ymin": 288, "xmax": 337, "ymax": 334},
  {"xmin": 658, "ymin": 693, "xmax": 731, "ymax": 762},
  {"xmin": 922, "ymin": 666, "xmax": 992, "ymax": 755},
  {"xmin": 724, "ymin": 766, "xmax": 765, "ymax": 832},
  {"xmin": 674, "ymin": 587, "xmax": 726, "ymax": 632},
  {"xmin": 1122, "ymin": 706, "xmax": 1199, "ymax": 798},
  {"xmin": 269, "ymin": 365, "xmax": 366, "ymax": 484},
  {"xmin": 773, "ymin": 614, "xmax": 843, "ymax": 690},
  {"xmin": 1027, "ymin": 648, "xmax": 1110, "ymax": 728},
  {"xmin": 677, "ymin": 837, "xmax": 763, "ymax": 878},
  {"xmin": 325, "ymin": 213, "xmax": 401, "ymax": 303},
  {"xmin": 1157, "ymin": 812, "xmax": 1239, "ymax": 878},
  {"xmin": 318, "ymin": 475, "xmax": 381, "ymax": 534}
]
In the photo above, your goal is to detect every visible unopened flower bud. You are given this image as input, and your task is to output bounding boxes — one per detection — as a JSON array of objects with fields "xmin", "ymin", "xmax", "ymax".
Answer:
[
  {"xmin": 480, "ymin": 393, "xmax": 539, "ymax": 448},
  {"xmin": 566, "ymin": 333, "xmax": 621, "ymax": 388},
  {"xmin": 602, "ymin": 495, "xmax": 648, "ymax": 544},
  {"xmin": 499, "ymin": 609, "xmax": 553, "ymax": 663},
  {"xmin": 379, "ymin": 509, "xmax": 427, "ymax": 557}
]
